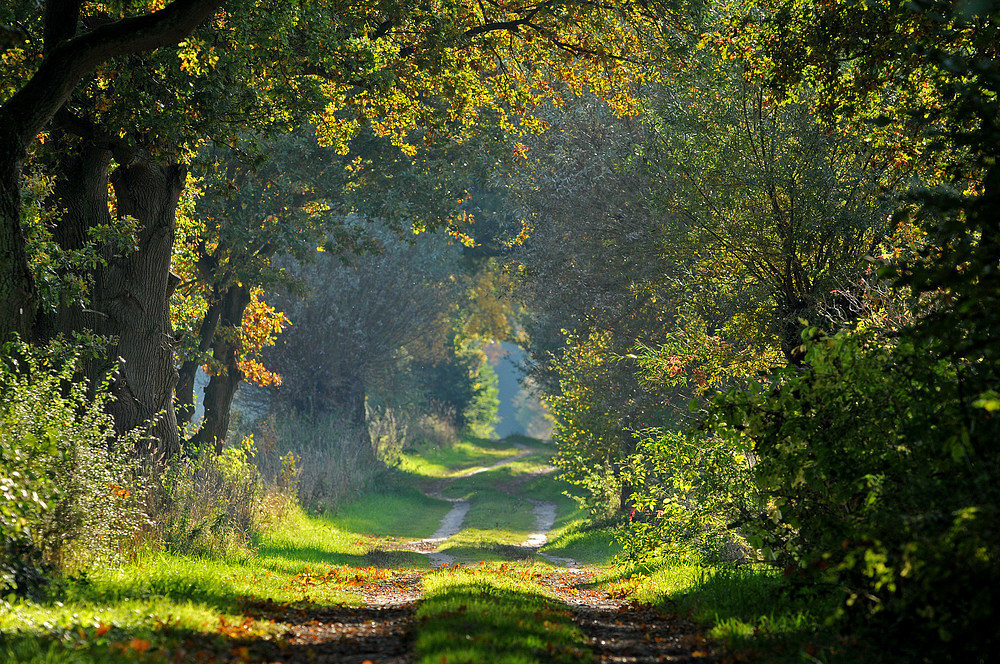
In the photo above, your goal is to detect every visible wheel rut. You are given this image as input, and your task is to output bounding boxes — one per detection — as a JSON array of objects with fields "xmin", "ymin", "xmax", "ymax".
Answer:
[{"xmin": 248, "ymin": 441, "xmax": 717, "ymax": 663}]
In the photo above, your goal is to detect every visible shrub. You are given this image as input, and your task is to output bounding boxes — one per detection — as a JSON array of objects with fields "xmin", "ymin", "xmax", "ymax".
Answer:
[
  {"xmin": 618, "ymin": 428, "xmax": 756, "ymax": 564},
  {"xmin": 409, "ymin": 403, "xmax": 459, "ymax": 449},
  {"xmin": 548, "ymin": 330, "xmax": 671, "ymax": 517},
  {"xmin": 367, "ymin": 405, "xmax": 408, "ymax": 466},
  {"xmin": 706, "ymin": 329, "xmax": 999, "ymax": 660},
  {"xmin": 150, "ymin": 435, "xmax": 262, "ymax": 557},
  {"xmin": 254, "ymin": 411, "xmax": 388, "ymax": 513},
  {"xmin": 0, "ymin": 341, "xmax": 146, "ymax": 598}
]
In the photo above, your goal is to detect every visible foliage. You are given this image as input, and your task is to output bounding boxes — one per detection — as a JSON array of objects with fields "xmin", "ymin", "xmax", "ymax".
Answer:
[
  {"xmin": 617, "ymin": 427, "xmax": 755, "ymax": 564},
  {"xmin": 505, "ymin": 92, "xmax": 671, "ymax": 396},
  {"xmin": 235, "ymin": 287, "xmax": 289, "ymax": 387},
  {"xmin": 0, "ymin": 341, "xmax": 146, "ymax": 598},
  {"xmin": 152, "ymin": 435, "xmax": 262, "ymax": 557},
  {"xmin": 705, "ymin": 1, "xmax": 1000, "ymax": 660},
  {"xmin": 641, "ymin": 50, "xmax": 902, "ymax": 365},
  {"xmin": 705, "ymin": 329, "xmax": 999, "ymax": 659},
  {"xmin": 264, "ymin": 226, "xmax": 459, "ymax": 416},
  {"xmin": 464, "ymin": 359, "xmax": 501, "ymax": 439},
  {"xmin": 547, "ymin": 330, "xmax": 670, "ymax": 516},
  {"xmin": 405, "ymin": 308, "xmax": 508, "ymax": 440}
]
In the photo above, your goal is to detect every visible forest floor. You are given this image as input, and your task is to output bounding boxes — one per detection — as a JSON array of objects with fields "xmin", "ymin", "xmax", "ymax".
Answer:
[{"xmin": 3, "ymin": 436, "xmax": 847, "ymax": 663}]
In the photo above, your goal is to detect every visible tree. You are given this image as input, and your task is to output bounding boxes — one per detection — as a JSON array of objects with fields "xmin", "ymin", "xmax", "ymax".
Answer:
[
  {"xmin": 639, "ymin": 55, "xmax": 908, "ymax": 370},
  {"xmin": 3, "ymin": 0, "xmax": 680, "ymax": 461},
  {"xmin": 171, "ymin": 130, "xmax": 370, "ymax": 452},
  {"xmin": 497, "ymin": 93, "xmax": 681, "ymax": 513},
  {"xmin": 669, "ymin": 1, "xmax": 1000, "ymax": 656},
  {"xmin": 738, "ymin": 0, "xmax": 1000, "ymax": 359},
  {"xmin": 263, "ymin": 227, "xmax": 461, "ymax": 452},
  {"xmin": 0, "ymin": 0, "xmax": 225, "ymax": 341}
]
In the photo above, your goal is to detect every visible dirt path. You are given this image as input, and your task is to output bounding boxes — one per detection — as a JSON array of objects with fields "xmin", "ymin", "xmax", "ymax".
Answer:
[
  {"xmin": 253, "ymin": 441, "xmax": 716, "ymax": 663},
  {"xmin": 404, "ymin": 444, "xmax": 717, "ymax": 661},
  {"xmin": 396, "ymin": 442, "xmax": 534, "ymax": 566}
]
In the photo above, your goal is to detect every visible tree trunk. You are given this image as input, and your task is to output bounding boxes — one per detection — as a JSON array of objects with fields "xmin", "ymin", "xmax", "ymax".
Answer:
[
  {"xmin": 175, "ymin": 297, "xmax": 223, "ymax": 429},
  {"xmin": 189, "ymin": 283, "xmax": 251, "ymax": 453},
  {"xmin": 97, "ymin": 153, "xmax": 185, "ymax": 461},
  {"xmin": 35, "ymin": 132, "xmax": 115, "ymax": 342},
  {"xmin": 619, "ymin": 478, "xmax": 633, "ymax": 515},
  {"xmin": 0, "ymin": 126, "xmax": 36, "ymax": 340},
  {"xmin": 337, "ymin": 368, "xmax": 374, "ymax": 460}
]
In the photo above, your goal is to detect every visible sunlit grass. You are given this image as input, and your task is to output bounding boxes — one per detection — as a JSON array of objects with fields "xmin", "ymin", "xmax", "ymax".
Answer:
[
  {"xmin": 0, "ymin": 434, "xmax": 603, "ymax": 663},
  {"xmin": 399, "ymin": 436, "xmax": 522, "ymax": 479},
  {"xmin": 323, "ymin": 484, "xmax": 451, "ymax": 539},
  {"xmin": 415, "ymin": 565, "xmax": 590, "ymax": 664},
  {"xmin": 600, "ymin": 560, "xmax": 848, "ymax": 662},
  {"xmin": 434, "ymin": 488, "xmax": 535, "ymax": 563},
  {"xmin": 0, "ymin": 505, "xmax": 406, "ymax": 664},
  {"xmin": 255, "ymin": 502, "xmax": 429, "ymax": 572},
  {"xmin": 0, "ymin": 545, "xmax": 354, "ymax": 664},
  {"xmin": 541, "ymin": 521, "xmax": 622, "ymax": 566}
]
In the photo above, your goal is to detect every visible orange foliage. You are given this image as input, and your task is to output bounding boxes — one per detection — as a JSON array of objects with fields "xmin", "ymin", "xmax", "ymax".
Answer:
[{"xmin": 238, "ymin": 288, "xmax": 290, "ymax": 387}]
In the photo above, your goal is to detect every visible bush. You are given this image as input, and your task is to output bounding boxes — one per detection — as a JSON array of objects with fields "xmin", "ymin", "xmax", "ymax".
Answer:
[
  {"xmin": 150, "ymin": 435, "xmax": 263, "ymax": 557},
  {"xmin": 706, "ymin": 329, "xmax": 999, "ymax": 661},
  {"xmin": 618, "ymin": 428, "xmax": 756, "ymax": 564},
  {"xmin": 549, "ymin": 330, "xmax": 671, "ymax": 517},
  {"xmin": 409, "ymin": 403, "xmax": 459, "ymax": 449},
  {"xmin": 367, "ymin": 405, "xmax": 408, "ymax": 467},
  {"xmin": 0, "ymin": 341, "xmax": 146, "ymax": 598}
]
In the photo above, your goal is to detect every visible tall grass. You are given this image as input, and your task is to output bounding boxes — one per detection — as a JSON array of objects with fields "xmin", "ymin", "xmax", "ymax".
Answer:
[
  {"xmin": 144, "ymin": 435, "xmax": 268, "ymax": 558},
  {"xmin": 252, "ymin": 411, "xmax": 390, "ymax": 513}
]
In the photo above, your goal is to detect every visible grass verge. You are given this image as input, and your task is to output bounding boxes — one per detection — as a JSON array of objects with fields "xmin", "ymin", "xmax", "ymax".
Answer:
[
  {"xmin": 541, "ymin": 520, "xmax": 622, "ymax": 566},
  {"xmin": 604, "ymin": 561, "xmax": 857, "ymax": 663},
  {"xmin": 415, "ymin": 564, "xmax": 590, "ymax": 664},
  {"xmin": 0, "ymin": 503, "xmax": 420, "ymax": 664},
  {"xmin": 399, "ymin": 437, "xmax": 522, "ymax": 479}
]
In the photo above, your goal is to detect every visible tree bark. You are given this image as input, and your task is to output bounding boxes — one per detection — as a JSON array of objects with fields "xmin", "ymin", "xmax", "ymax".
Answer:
[
  {"xmin": 34, "ymin": 130, "xmax": 115, "ymax": 343},
  {"xmin": 0, "ymin": 125, "xmax": 36, "ymax": 340},
  {"xmin": 96, "ymin": 153, "xmax": 186, "ymax": 461},
  {"xmin": 189, "ymin": 284, "xmax": 250, "ymax": 454}
]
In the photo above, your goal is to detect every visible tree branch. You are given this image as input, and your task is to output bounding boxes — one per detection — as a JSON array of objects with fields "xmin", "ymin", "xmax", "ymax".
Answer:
[{"xmin": 2, "ymin": 0, "xmax": 226, "ymax": 156}]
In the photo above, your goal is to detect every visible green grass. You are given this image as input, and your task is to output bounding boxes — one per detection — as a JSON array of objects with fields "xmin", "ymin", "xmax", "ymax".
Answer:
[
  {"xmin": 0, "ymin": 546, "xmax": 352, "ymax": 664},
  {"xmin": 257, "ymin": 502, "xmax": 431, "ymax": 572},
  {"xmin": 325, "ymin": 483, "xmax": 452, "ymax": 539},
  {"xmin": 0, "ymin": 503, "xmax": 423, "ymax": 664},
  {"xmin": 601, "ymin": 560, "xmax": 851, "ymax": 663},
  {"xmin": 399, "ymin": 437, "xmax": 522, "ymax": 479},
  {"xmin": 415, "ymin": 565, "xmax": 590, "ymax": 664},
  {"xmin": 435, "ymin": 488, "xmax": 535, "ymax": 563},
  {"xmin": 0, "ymin": 433, "xmax": 606, "ymax": 663},
  {"xmin": 541, "ymin": 521, "xmax": 622, "ymax": 566}
]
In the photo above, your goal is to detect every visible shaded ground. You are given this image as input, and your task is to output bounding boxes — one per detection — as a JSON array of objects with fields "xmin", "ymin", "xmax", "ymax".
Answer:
[
  {"xmin": 535, "ymin": 569, "xmax": 717, "ymax": 663},
  {"xmin": 245, "ymin": 600, "xmax": 416, "ymax": 664}
]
